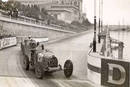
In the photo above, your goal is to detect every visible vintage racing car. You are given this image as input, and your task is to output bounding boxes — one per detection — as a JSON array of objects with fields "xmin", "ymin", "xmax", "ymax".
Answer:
[{"xmin": 21, "ymin": 38, "xmax": 73, "ymax": 79}]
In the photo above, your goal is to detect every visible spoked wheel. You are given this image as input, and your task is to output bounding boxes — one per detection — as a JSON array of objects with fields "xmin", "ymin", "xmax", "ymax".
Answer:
[
  {"xmin": 35, "ymin": 63, "xmax": 44, "ymax": 79},
  {"xmin": 23, "ymin": 56, "xmax": 29, "ymax": 70},
  {"xmin": 64, "ymin": 60, "xmax": 73, "ymax": 78}
]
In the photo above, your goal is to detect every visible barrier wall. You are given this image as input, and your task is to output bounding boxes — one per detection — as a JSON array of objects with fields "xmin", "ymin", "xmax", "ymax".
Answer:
[
  {"xmin": 0, "ymin": 16, "xmax": 75, "ymax": 43},
  {"xmin": 87, "ymin": 48, "xmax": 102, "ymax": 84},
  {"xmin": 0, "ymin": 37, "xmax": 17, "ymax": 49}
]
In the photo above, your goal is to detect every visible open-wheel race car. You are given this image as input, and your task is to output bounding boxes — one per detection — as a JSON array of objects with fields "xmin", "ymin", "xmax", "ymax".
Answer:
[{"xmin": 21, "ymin": 38, "xmax": 73, "ymax": 79}]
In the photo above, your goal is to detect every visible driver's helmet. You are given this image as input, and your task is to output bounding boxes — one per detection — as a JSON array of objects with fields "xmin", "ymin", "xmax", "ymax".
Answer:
[
  {"xmin": 28, "ymin": 35, "xmax": 31, "ymax": 40},
  {"xmin": 37, "ymin": 42, "xmax": 40, "ymax": 46}
]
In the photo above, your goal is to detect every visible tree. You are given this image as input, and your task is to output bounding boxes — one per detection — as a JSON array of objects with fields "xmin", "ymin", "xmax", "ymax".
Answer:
[
  {"xmin": 4, "ymin": 1, "xmax": 14, "ymax": 10},
  {"xmin": 0, "ymin": 0, "xmax": 3, "ymax": 9},
  {"xmin": 14, "ymin": 1, "xmax": 22, "ymax": 10},
  {"xmin": 82, "ymin": 18, "xmax": 91, "ymax": 26},
  {"xmin": 31, "ymin": 5, "xmax": 40, "ymax": 19},
  {"xmin": 24, "ymin": 5, "xmax": 31, "ymax": 17},
  {"xmin": 71, "ymin": 21, "xmax": 81, "ymax": 25},
  {"xmin": 41, "ymin": 8, "xmax": 48, "ymax": 15},
  {"xmin": 41, "ymin": 8, "xmax": 48, "ymax": 19}
]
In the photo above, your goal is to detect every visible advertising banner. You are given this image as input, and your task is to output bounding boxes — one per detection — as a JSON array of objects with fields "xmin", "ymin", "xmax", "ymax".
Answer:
[
  {"xmin": 0, "ymin": 37, "xmax": 17, "ymax": 49},
  {"xmin": 0, "ymin": 40, "xmax": 2, "ymax": 49}
]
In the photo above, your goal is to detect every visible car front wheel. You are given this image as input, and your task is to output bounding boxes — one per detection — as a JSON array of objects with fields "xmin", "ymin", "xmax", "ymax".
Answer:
[
  {"xmin": 64, "ymin": 60, "xmax": 73, "ymax": 78},
  {"xmin": 35, "ymin": 63, "xmax": 44, "ymax": 79},
  {"xmin": 23, "ymin": 56, "xmax": 29, "ymax": 70}
]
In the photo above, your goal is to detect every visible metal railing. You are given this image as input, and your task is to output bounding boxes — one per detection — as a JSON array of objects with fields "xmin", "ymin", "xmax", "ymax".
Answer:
[{"xmin": 0, "ymin": 10, "xmax": 64, "ymax": 30}]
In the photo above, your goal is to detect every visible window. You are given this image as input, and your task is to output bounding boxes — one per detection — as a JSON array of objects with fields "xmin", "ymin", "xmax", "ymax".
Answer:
[{"xmin": 74, "ymin": 1, "xmax": 77, "ymax": 6}]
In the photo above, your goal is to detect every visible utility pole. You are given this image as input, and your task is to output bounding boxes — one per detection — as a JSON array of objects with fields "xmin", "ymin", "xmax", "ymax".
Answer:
[
  {"xmin": 101, "ymin": 0, "xmax": 103, "ymax": 32},
  {"xmin": 98, "ymin": 0, "xmax": 101, "ymax": 43},
  {"xmin": 93, "ymin": 0, "xmax": 97, "ymax": 52}
]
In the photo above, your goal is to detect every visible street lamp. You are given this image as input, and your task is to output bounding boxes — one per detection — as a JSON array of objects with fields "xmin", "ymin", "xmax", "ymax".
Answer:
[{"xmin": 93, "ymin": 0, "xmax": 97, "ymax": 52}]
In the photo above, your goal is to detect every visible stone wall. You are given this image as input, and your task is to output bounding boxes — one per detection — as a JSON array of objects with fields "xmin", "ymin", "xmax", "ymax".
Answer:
[{"xmin": 0, "ymin": 17, "xmax": 75, "ymax": 42}]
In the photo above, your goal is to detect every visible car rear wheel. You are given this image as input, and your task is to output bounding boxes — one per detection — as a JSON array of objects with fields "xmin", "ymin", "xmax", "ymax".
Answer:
[
  {"xmin": 35, "ymin": 63, "xmax": 44, "ymax": 79},
  {"xmin": 23, "ymin": 56, "xmax": 29, "ymax": 70},
  {"xmin": 64, "ymin": 60, "xmax": 73, "ymax": 78},
  {"xmin": 21, "ymin": 43, "xmax": 24, "ymax": 54}
]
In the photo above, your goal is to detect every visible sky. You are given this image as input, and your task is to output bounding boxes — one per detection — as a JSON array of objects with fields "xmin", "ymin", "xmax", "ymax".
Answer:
[
  {"xmin": 2, "ymin": 0, "xmax": 8, "ymax": 2},
  {"xmin": 83, "ymin": 0, "xmax": 130, "ymax": 25}
]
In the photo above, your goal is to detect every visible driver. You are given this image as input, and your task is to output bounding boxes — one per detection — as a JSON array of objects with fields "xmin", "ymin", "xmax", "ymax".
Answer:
[
  {"xmin": 41, "ymin": 44, "xmax": 44, "ymax": 50},
  {"xmin": 35, "ymin": 44, "xmax": 45, "ymax": 51}
]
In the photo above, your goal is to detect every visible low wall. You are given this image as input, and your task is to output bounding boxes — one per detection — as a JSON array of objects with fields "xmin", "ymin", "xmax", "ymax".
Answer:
[{"xmin": 0, "ymin": 17, "xmax": 75, "ymax": 43}]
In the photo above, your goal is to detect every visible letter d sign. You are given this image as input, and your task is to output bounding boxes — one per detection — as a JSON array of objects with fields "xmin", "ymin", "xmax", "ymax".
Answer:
[
  {"xmin": 107, "ymin": 63, "xmax": 126, "ymax": 85},
  {"xmin": 101, "ymin": 59, "xmax": 129, "ymax": 87}
]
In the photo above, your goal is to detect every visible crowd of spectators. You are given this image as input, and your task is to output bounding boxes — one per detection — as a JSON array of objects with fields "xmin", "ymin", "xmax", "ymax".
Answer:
[{"xmin": 0, "ymin": 34, "xmax": 14, "ymax": 39}]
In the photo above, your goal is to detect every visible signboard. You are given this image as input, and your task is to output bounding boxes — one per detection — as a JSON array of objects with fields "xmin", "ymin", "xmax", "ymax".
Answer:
[
  {"xmin": 3, "ymin": 37, "xmax": 17, "ymax": 48},
  {"xmin": 101, "ymin": 59, "xmax": 130, "ymax": 87},
  {"xmin": 0, "ymin": 40, "xmax": 2, "ymax": 49},
  {"xmin": 0, "ymin": 37, "xmax": 17, "ymax": 49}
]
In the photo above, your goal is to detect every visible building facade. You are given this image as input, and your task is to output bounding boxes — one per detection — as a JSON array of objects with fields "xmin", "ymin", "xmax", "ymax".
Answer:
[{"xmin": 11, "ymin": 0, "xmax": 83, "ymax": 23}]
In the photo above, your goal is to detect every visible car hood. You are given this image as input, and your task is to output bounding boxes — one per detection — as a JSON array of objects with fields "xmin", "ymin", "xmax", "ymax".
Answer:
[{"xmin": 38, "ymin": 50, "xmax": 54, "ymax": 59}]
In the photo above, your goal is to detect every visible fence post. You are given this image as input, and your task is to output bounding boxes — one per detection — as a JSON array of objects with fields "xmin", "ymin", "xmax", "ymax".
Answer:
[{"xmin": 118, "ymin": 42, "xmax": 124, "ymax": 59}]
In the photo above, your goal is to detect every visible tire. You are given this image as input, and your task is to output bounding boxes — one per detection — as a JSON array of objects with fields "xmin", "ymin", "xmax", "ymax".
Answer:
[
  {"xmin": 23, "ymin": 56, "xmax": 29, "ymax": 70},
  {"xmin": 64, "ymin": 60, "xmax": 73, "ymax": 78},
  {"xmin": 21, "ymin": 43, "xmax": 25, "ymax": 55},
  {"xmin": 35, "ymin": 63, "xmax": 44, "ymax": 79},
  {"xmin": 21, "ymin": 43, "xmax": 23, "ymax": 52}
]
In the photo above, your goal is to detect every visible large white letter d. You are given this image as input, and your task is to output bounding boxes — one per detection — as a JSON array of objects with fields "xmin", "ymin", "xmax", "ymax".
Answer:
[{"xmin": 107, "ymin": 63, "xmax": 126, "ymax": 85}]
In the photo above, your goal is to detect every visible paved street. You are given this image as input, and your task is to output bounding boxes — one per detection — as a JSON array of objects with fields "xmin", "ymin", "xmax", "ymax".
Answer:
[{"xmin": 0, "ymin": 30, "xmax": 99, "ymax": 87}]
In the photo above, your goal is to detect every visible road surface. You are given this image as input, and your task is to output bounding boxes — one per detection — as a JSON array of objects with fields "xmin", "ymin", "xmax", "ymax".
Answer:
[{"xmin": 0, "ymin": 30, "xmax": 99, "ymax": 87}]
